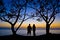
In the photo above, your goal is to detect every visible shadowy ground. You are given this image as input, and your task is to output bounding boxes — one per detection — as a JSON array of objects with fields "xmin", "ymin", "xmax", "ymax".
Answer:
[{"xmin": 0, "ymin": 34, "xmax": 60, "ymax": 40}]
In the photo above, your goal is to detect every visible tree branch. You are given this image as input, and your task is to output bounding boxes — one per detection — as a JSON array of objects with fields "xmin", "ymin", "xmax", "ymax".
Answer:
[
  {"xmin": 16, "ymin": 5, "xmax": 27, "ymax": 31},
  {"xmin": 49, "ymin": 16, "xmax": 55, "ymax": 25},
  {"xmin": 0, "ymin": 17, "xmax": 12, "ymax": 25},
  {"xmin": 28, "ymin": 6, "xmax": 46, "ymax": 22}
]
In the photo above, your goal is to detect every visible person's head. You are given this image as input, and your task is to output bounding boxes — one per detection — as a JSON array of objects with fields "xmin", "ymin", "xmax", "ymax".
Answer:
[
  {"xmin": 33, "ymin": 24, "xmax": 35, "ymax": 26},
  {"xmin": 33, "ymin": 24, "xmax": 35, "ymax": 27},
  {"xmin": 33, "ymin": 24, "xmax": 36, "ymax": 28},
  {"xmin": 29, "ymin": 24, "xmax": 30, "ymax": 26}
]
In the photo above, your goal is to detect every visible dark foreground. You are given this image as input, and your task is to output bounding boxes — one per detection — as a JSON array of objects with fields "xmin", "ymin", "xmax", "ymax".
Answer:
[{"xmin": 0, "ymin": 34, "xmax": 60, "ymax": 40}]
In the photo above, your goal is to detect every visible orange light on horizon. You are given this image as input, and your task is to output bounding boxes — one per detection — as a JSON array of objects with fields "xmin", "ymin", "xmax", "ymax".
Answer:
[{"xmin": 0, "ymin": 22, "xmax": 60, "ymax": 28}]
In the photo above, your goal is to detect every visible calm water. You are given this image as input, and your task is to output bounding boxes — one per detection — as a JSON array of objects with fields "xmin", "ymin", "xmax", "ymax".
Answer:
[{"xmin": 0, "ymin": 29, "xmax": 60, "ymax": 36}]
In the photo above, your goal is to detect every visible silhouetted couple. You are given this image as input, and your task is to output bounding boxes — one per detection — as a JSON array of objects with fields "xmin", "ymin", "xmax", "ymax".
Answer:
[{"xmin": 27, "ymin": 24, "xmax": 36, "ymax": 36}]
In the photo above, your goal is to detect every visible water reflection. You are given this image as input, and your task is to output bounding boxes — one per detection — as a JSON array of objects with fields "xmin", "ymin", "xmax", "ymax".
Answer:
[{"xmin": 0, "ymin": 29, "xmax": 60, "ymax": 36}]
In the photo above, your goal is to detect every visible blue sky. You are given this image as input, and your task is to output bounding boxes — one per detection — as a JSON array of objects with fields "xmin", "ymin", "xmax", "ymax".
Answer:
[{"xmin": 0, "ymin": 0, "xmax": 60, "ymax": 28}]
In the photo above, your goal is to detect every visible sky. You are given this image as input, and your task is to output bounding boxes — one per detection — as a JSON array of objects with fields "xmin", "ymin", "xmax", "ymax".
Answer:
[
  {"xmin": 0, "ymin": 15, "xmax": 60, "ymax": 28},
  {"xmin": 0, "ymin": 0, "xmax": 60, "ymax": 28}
]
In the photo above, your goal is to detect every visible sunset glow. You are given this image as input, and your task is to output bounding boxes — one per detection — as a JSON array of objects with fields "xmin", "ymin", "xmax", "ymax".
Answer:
[{"xmin": 0, "ymin": 19, "xmax": 60, "ymax": 28}]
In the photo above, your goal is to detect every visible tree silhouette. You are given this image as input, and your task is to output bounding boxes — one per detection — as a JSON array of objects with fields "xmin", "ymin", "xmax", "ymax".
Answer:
[
  {"xmin": 27, "ymin": 0, "xmax": 60, "ymax": 34},
  {"xmin": 0, "ymin": 0, "xmax": 5, "ymax": 13},
  {"xmin": 0, "ymin": 0, "xmax": 33, "ymax": 35}
]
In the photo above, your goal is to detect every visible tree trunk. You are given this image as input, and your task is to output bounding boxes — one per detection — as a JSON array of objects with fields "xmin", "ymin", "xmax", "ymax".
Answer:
[
  {"xmin": 11, "ymin": 25, "xmax": 16, "ymax": 35},
  {"xmin": 46, "ymin": 23, "xmax": 50, "ymax": 35}
]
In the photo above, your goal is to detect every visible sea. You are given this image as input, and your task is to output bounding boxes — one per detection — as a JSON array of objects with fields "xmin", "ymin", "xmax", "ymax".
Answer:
[{"xmin": 0, "ymin": 28, "xmax": 60, "ymax": 36}]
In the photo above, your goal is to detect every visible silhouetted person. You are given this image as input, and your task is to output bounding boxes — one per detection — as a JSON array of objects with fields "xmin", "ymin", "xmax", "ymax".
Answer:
[
  {"xmin": 32, "ymin": 24, "xmax": 36, "ymax": 36},
  {"xmin": 27, "ymin": 24, "xmax": 32, "ymax": 35}
]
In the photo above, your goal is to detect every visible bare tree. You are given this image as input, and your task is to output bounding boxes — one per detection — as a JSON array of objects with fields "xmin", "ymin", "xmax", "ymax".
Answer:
[
  {"xmin": 27, "ymin": 0, "xmax": 60, "ymax": 34},
  {"xmin": 0, "ymin": 0, "xmax": 34, "ymax": 35}
]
